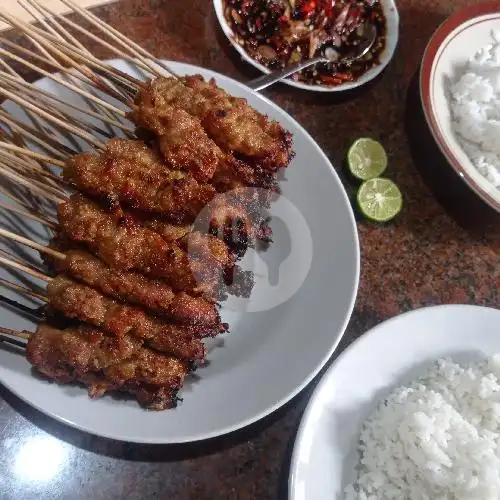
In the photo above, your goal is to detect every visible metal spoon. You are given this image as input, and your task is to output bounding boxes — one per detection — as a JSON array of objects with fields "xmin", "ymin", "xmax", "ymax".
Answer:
[{"xmin": 247, "ymin": 23, "xmax": 377, "ymax": 91}]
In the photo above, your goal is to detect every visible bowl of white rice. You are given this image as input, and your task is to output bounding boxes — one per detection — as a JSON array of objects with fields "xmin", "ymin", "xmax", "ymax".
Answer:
[{"xmin": 420, "ymin": 2, "xmax": 500, "ymax": 214}]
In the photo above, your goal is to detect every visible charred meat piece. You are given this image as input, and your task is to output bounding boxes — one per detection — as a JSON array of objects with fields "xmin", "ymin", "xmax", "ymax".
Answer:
[
  {"xmin": 26, "ymin": 324, "xmax": 189, "ymax": 410},
  {"xmin": 53, "ymin": 248, "xmax": 221, "ymax": 326},
  {"xmin": 46, "ymin": 275, "xmax": 213, "ymax": 361},
  {"xmin": 57, "ymin": 194, "xmax": 224, "ymax": 297},
  {"xmin": 129, "ymin": 106, "xmax": 219, "ymax": 183},
  {"xmin": 63, "ymin": 138, "xmax": 216, "ymax": 221},
  {"xmin": 131, "ymin": 76, "xmax": 293, "ymax": 171},
  {"xmin": 130, "ymin": 104, "xmax": 282, "ymax": 190}
]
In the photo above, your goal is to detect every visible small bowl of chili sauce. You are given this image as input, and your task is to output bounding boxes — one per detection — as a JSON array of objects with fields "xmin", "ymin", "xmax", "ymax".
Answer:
[{"xmin": 214, "ymin": 0, "xmax": 399, "ymax": 92}]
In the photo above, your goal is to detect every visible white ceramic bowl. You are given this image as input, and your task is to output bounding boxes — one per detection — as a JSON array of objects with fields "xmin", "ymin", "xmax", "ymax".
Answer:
[
  {"xmin": 420, "ymin": 2, "xmax": 500, "ymax": 213},
  {"xmin": 289, "ymin": 304, "xmax": 500, "ymax": 499},
  {"xmin": 213, "ymin": 0, "xmax": 399, "ymax": 92}
]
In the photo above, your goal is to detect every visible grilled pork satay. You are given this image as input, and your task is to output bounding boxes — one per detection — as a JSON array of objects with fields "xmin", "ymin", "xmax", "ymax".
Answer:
[
  {"xmin": 131, "ymin": 76, "xmax": 292, "ymax": 170},
  {"xmin": 63, "ymin": 138, "xmax": 216, "ymax": 222},
  {"xmin": 131, "ymin": 106, "xmax": 219, "ymax": 183},
  {"xmin": 118, "ymin": 206, "xmax": 237, "ymax": 269},
  {"xmin": 26, "ymin": 324, "xmax": 189, "ymax": 410},
  {"xmin": 130, "ymin": 105, "xmax": 281, "ymax": 190},
  {"xmin": 126, "ymin": 198, "xmax": 264, "ymax": 255},
  {"xmin": 47, "ymin": 275, "xmax": 213, "ymax": 361},
  {"xmin": 52, "ymin": 248, "xmax": 222, "ymax": 326},
  {"xmin": 57, "ymin": 194, "xmax": 223, "ymax": 297},
  {"xmin": 109, "ymin": 214, "xmax": 253, "ymax": 297}
]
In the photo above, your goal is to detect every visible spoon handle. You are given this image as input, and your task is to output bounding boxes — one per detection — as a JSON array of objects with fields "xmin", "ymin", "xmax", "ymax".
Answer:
[{"xmin": 247, "ymin": 55, "xmax": 326, "ymax": 91}]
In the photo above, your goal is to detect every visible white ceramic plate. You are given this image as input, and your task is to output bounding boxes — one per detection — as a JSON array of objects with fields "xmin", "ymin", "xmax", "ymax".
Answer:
[
  {"xmin": 420, "ymin": 2, "xmax": 500, "ymax": 212},
  {"xmin": 289, "ymin": 304, "xmax": 500, "ymax": 499},
  {"xmin": 213, "ymin": 0, "xmax": 399, "ymax": 92},
  {"xmin": 0, "ymin": 60, "xmax": 359, "ymax": 443}
]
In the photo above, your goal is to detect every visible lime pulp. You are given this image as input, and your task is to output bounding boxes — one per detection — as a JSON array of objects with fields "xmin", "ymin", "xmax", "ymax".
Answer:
[
  {"xmin": 357, "ymin": 178, "xmax": 403, "ymax": 222},
  {"xmin": 347, "ymin": 138, "xmax": 388, "ymax": 181}
]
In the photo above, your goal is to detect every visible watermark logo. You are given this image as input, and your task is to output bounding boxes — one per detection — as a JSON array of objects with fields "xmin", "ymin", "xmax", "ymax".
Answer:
[{"xmin": 187, "ymin": 187, "xmax": 313, "ymax": 313}]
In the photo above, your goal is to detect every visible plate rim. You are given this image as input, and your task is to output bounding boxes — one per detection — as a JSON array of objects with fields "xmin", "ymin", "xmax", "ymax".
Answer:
[
  {"xmin": 288, "ymin": 303, "xmax": 500, "ymax": 498},
  {"xmin": 0, "ymin": 58, "xmax": 360, "ymax": 444},
  {"xmin": 212, "ymin": 0, "xmax": 400, "ymax": 93}
]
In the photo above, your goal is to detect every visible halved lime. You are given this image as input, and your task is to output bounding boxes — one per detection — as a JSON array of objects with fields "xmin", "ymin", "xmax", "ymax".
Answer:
[
  {"xmin": 347, "ymin": 138, "xmax": 388, "ymax": 181},
  {"xmin": 357, "ymin": 178, "xmax": 403, "ymax": 222}
]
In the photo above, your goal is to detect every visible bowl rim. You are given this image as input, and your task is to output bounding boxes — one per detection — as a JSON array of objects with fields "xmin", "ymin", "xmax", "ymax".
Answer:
[
  {"xmin": 213, "ymin": 0, "xmax": 400, "ymax": 93},
  {"xmin": 420, "ymin": 1, "xmax": 500, "ymax": 213}
]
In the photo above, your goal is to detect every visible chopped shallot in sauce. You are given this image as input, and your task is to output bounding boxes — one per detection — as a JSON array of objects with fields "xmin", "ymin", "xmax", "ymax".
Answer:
[{"xmin": 223, "ymin": 0, "xmax": 387, "ymax": 87}]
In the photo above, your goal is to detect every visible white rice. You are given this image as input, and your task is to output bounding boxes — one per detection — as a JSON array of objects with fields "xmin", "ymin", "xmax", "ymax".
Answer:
[
  {"xmin": 345, "ymin": 356, "xmax": 500, "ymax": 499},
  {"xmin": 449, "ymin": 30, "xmax": 500, "ymax": 189}
]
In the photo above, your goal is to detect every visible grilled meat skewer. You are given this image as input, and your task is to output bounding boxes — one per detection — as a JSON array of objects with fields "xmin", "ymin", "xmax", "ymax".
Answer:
[
  {"xmin": 131, "ymin": 76, "xmax": 293, "ymax": 170},
  {"xmin": 26, "ymin": 324, "xmax": 190, "ymax": 410},
  {"xmin": 51, "ymin": 248, "xmax": 221, "ymax": 326},
  {"xmin": 47, "ymin": 275, "xmax": 214, "ymax": 361},
  {"xmin": 62, "ymin": 138, "xmax": 267, "ymax": 249},
  {"xmin": 63, "ymin": 138, "xmax": 216, "ymax": 222},
  {"xmin": 57, "ymin": 194, "xmax": 225, "ymax": 297},
  {"xmin": 130, "ymin": 105, "xmax": 280, "ymax": 190}
]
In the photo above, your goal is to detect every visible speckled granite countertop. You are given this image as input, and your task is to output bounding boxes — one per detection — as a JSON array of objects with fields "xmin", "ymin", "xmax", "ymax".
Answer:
[{"xmin": 0, "ymin": 0, "xmax": 499, "ymax": 498}]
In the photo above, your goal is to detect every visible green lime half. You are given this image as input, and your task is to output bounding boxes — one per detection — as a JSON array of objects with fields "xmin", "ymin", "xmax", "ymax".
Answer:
[
  {"xmin": 357, "ymin": 178, "xmax": 403, "ymax": 222},
  {"xmin": 347, "ymin": 138, "xmax": 388, "ymax": 181}
]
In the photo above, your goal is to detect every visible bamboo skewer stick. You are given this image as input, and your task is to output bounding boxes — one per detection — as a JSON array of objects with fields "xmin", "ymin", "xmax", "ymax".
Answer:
[
  {"xmin": 0, "ymin": 21, "xmax": 130, "ymax": 128},
  {"xmin": 0, "ymin": 144, "xmax": 69, "ymax": 197},
  {"xmin": 0, "ymin": 246, "xmax": 48, "ymax": 275},
  {"xmin": 0, "ymin": 66, "xmax": 86, "ymax": 158},
  {"xmin": 0, "ymin": 59, "xmax": 19, "ymax": 78},
  {"xmin": 0, "ymin": 153, "xmax": 66, "ymax": 195},
  {"xmin": 55, "ymin": 0, "xmax": 166, "ymax": 78},
  {"xmin": 0, "ymin": 10, "xmax": 142, "ymax": 89},
  {"xmin": 0, "ymin": 85, "xmax": 106, "ymax": 148},
  {"xmin": 46, "ymin": 38, "xmax": 142, "ymax": 92},
  {"xmin": 0, "ymin": 277, "xmax": 47, "ymax": 301},
  {"xmin": 0, "ymin": 37, "xmax": 119, "ymax": 103},
  {"xmin": 0, "ymin": 326, "xmax": 31, "ymax": 341},
  {"xmin": 25, "ymin": 0, "xmax": 150, "ymax": 91},
  {"xmin": 0, "ymin": 110, "xmax": 74, "ymax": 159},
  {"xmin": 0, "ymin": 128, "xmax": 68, "ymax": 188},
  {"xmin": 0, "ymin": 151, "xmax": 69, "ymax": 202},
  {"xmin": 60, "ymin": 0, "xmax": 179, "ymax": 78},
  {"xmin": 0, "ymin": 186, "xmax": 40, "ymax": 213},
  {"xmin": 19, "ymin": 0, "xmax": 133, "ymax": 104},
  {"xmin": 0, "ymin": 164, "xmax": 65, "ymax": 204},
  {"xmin": 0, "ymin": 253, "xmax": 52, "ymax": 282},
  {"xmin": 0, "ymin": 293, "xmax": 44, "ymax": 318},
  {"xmin": 0, "ymin": 160, "xmax": 70, "ymax": 204},
  {"xmin": 0, "ymin": 44, "xmax": 127, "ymax": 119},
  {"xmin": 0, "ymin": 147, "xmax": 59, "ymax": 173},
  {"xmin": 0, "ymin": 75, "xmax": 70, "ymax": 125},
  {"xmin": 0, "ymin": 252, "xmax": 53, "ymax": 288},
  {"xmin": 0, "ymin": 73, "xmax": 117, "ymax": 140},
  {"xmin": 0, "ymin": 72, "xmax": 133, "ymax": 134},
  {"xmin": 0, "ymin": 160, "xmax": 68, "ymax": 198},
  {"xmin": 0, "ymin": 199, "xmax": 57, "ymax": 229},
  {"xmin": 0, "ymin": 181, "xmax": 56, "ymax": 221},
  {"xmin": 0, "ymin": 53, "xmax": 70, "ymax": 143},
  {"xmin": 0, "ymin": 174, "xmax": 65, "ymax": 227},
  {"xmin": 0, "ymin": 37, "xmax": 70, "ymax": 76},
  {"xmin": 0, "ymin": 27, "xmax": 133, "ymax": 103},
  {"xmin": 0, "ymin": 34, "xmax": 140, "ymax": 142},
  {"xmin": 0, "ymin": 169, "xmax": 66, "ymax": 205},
  {"xmin": 0, "ymin": 142, "xmax": 66, "ymax": 168},
  {"xmin": 0, "ymin": 227, "xmax": 65, "ymax": 262},
  {"xmin": 0, "ymin": 154, "xmax": 66, "ymax": 189},
  {"xmin": 43, "ymin": 11, "xmax": 156, "ymax": 83}
]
